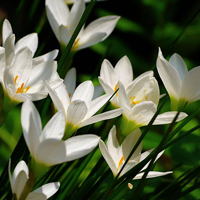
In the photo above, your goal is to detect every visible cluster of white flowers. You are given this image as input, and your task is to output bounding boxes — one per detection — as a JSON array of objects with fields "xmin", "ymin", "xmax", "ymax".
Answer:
[{"xmin": 0, "ymin": 0, "xmax": 199, "ymax": 199}]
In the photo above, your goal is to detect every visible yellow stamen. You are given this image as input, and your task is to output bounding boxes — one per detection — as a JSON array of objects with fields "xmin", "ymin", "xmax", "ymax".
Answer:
[
  {"xmin": 117, "ymin": 156, "xmax": 124, "ymax": 171},
  {"xmin": 16, "ymin": 83, "xmax": 24, "ymax": 94},
  {"xmin": 74, "ymin": 38, "xmax": 80, "ymax": 46},
  {"xmin": 69, "ymin": 93, "xmax": 71, "ymax": 97},
  {"xmin": 14, "ymin": 75, "xmax": 18, "ymax": 85},
  {"xmin": 69, "ymin": 102, "xmax": 71, "ymax": 104},
  {"xmin": 24, "ymin": 86, "xmax": 31, "ymax": 93},
  {"xmin": 114, "ymin": 84, "xmax": 118, "ymax": 97}
]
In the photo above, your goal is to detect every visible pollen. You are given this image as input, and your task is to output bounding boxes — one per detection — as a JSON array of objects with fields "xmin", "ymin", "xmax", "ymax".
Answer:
[
  {"xmin": 114, "ymin": 84, "xmax": 118, "ymax": 97},
  {"xmin": 117, "ymin": 156, "xmax": 124, "ymax": 171},
  {"xmin": 14, "ymin": 75, "xmax": 18, "ymax": 85}
]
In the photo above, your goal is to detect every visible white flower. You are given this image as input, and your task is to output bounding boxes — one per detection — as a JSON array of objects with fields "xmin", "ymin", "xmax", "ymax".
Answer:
[
  {"xmin": 0, "ymin": 19, "xmax": 62, "ymax": 112},
  {"xmin": 118, "ymin": 80, "xmax": 187, "ymax": 136},
  {"xmin": 44, "ymin": 73, "xmax": 122, "ymax": 139},
  {"xmin": 157, "ymin": 47, "xmax": 200, "ymax": 110},
  {"xmin": 8, "ymin": 160, "xmax": 60, "ymax": 200},
  {"xmin": 21, "ymin": 100, "xmax": 100, "ymax": 177},
  {"xmin": 99, "ymin": 126, "xmax": 172, "ymax": 179},
  {"xmin": 99, "ymin": 56, "xmax": 134, "ymax": 108},
  {"xmin": 45, "ymin": 0, "xmax": 120, "ymax": 51}
]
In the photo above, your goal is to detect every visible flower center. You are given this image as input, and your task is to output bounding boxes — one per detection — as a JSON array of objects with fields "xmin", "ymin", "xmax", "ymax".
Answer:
[
  {"xmin": 14, "ymin": 75, "xmax": 31, "ymax": 94},
  {"xmin": 114, "ymin": 84, "xmax": 118, "ymax": 97}
]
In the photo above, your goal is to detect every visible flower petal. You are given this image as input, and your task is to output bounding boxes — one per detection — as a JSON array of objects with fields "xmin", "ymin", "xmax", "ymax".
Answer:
[
  {"xmin": 2, "ymin": 19, "xmax": 13, "ymax": 46},
  {"xmin": 133, "ymin": 171, "xmax": 172, "ymax": 180},
  {"xmin": 106, "ymin": 126, "xmax": 122, "ymax": 167},
  {"xmin": 65, "ymin": 134, "xmax": 100, "ymax": 161},
  {"xmin": 78, "ymin": 108, "xmax": 122, "ymax": 128},
  {"xmin": 4, "ymin": 34, "xmax": 15, "ymax": 66},
  {"xmin": 67, "ymin": 0, "xmax": 85, "ymax": 34},
  {"xmin": 87, "ymin": 93, "xmax": 111, "ymax": 118},
  {"xmin": 156, "ymin": 48, "xmax": 181, "ymax": 100},
  {"xmin": 64, "ymin": 67, "xmax": 76, "ymax": 97},
  {"xmin": 15, "ymin": 33, "xmax": 38, "ymax": 56},
  {"xmin": 98, "ymin": 77, "xmax": 114, "ymax": 94},
  {"xmin": 114, "ymin": 56, "xmax": 133, "ymax": 88},
  {"xmin": 71, "ymin": 81, "xmax": 94, "ymax": 103},
  {"xmin": 153, "ymin": 111, "xmax": 187, "ymax": 125},
  {"xmin": 66, "ymin": 100, "xmax": 88, "ymax": 125},
  {"xmin": 122, "ymin": 128, "xmax": 142, "ymax": 161},
  {"xmin": 99, "ymin": 139, "xmax": 118, "ymax": 176},
  {"xmin": 41, "ymin": 111, "xmax": 65, "ymax": 141},
  {"xmin": 169, "ymin": 53, "xmax": 188, "ymax": 79},
  {"xmin": 100, "ymin": 59, "xmax": 118, "ymax": 88},
  {"xmin": 82, "ymin": 16, "xmax": 120, "ymax": 41},
  {"xmin": 29, "ymin": 182, "xmax": 60, "ymax": 199},
  {"xmin": 180, "ymin": 66, "xmax": 200, "ymax": 103}
]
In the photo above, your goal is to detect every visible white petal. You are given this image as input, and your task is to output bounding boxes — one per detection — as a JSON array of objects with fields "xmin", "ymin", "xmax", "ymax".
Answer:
[
  {"xmin": 180, "ymin": 66, "xmax": 200, "ymax": 103},
  {"xmin": 65, "ymin": 134, "xmax": 100, "ymax": 161},
  {"xmin": 12, "ymin": 160, "xmax": 29, "ymax": 199},
  {"xmin": 41, "ymin": 111, "xmax": 65, "ymax": 141},
  {"xmin": 114, "ymin": 56, "xmax": 133, "ymax": 88},
  {"xmin": 71, "ymin": 81, "xmax": 94, "ymax": 103},
  {"xmin": 106, "ymin": 126, "xmax": 122, "ymax": 166},
  {"xmin": 129, "ymin": 101, "xmax": 157, "ymax": 126},
  {"xmin": 169, "ymin": 53, "xmax": 188, "ymax": 79},
  {"xmin": 36, "ymin": 139, "xmax": 67, "ymax": 166},
  {"xmin": 29, "ymin": 182, "xmax": 60, "ymax": 199},
  {"xmin": 133, "ymin": 171, "xmax": 172, "ymax": 180},
  {"xmin": 99, "ymin": 139, "xmax": 118, "ymax": 176},
  {"xmin": 87, "ymin": 93, "xmax": 111, "ymax": 118},
  {"xmin": 120, "ymin": 160, "xmax": 137, "ymax": 177},
  {"xmin": 100, "ymin": 59, "xmax": 118, "ymax": 88},
  {"xmin": 27, "ymin": 61, "xmax": 57, "ymax": 86},
  {"xmin": 98, "ymin": 77, "xmax": 114, "ymax": 94},
  {"xmin": 59, "ymin": 25, "xmax": 72, "ymax": 46},
  {"xmin": 15, "ymin": 33, "xmax": 38, "ymax": 56},
  {"xmin": 64, "ymin": 67, "xmax": 76, "ymax": 96},
  {"xmin": 4, "ymin": 34, "xmax": 15, "ymax": 66},
  {"xmin": 122, "ymin": 129, "xmax": 142, "ymax": 160},
  {"xmin": 21, "ymin": 101, "xmax": 41, "ymax": 154},
  {"xmin": 74, "ymin": 32, "xmax": 106, "ymax": 51},
  {"xmin": 33, "ymin": 49, "xmax": 59, "ymax": 65},
  {"xmin": 153, "ymin": 111, "xmax": 187, "ymax": 125},
  {"xmin": 2, "ymin": 19, "xmax": 13, "ymax": 46},
  {"xmin": 68, "ymin": 0, "xmax": 85, "ymax": 34},
  {"xmin": 78, "ymin": 108, "xmax": 122, "ymax": 128},
  {"xmin": 118, "ymin": 81, "xmax": 131, "ymax": 109},
  {"xmin": 66, "ymin": 100, "xmax": 88, "ymax": 125},
  {"xmin": 26, "ymin": 193, "xmax": 46, "ymax": 200},
  {"xmin": 0, "ymin": 48, "xmax": 6, "ymax": 82},
  {"xmin": 156, "ymin": 48, "xmax": 181, "ymax": 100},
  {"xmin": 81, "ymin": 16, "xmax": 120, "ymax": 41},
  {"xmin": 46, "ymin": 0, "xmax": 69, "ymax": 40},
  {"xmin": 44, "ymin": 80, "xmax": 65, "ymax": 112},
  {"xmin": 12, "ymin": 47, "xmax": 32, "ymax": 86}
]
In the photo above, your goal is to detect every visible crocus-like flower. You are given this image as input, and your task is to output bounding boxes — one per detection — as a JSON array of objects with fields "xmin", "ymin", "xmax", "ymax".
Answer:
[
  {"xmin": 118, "ymin": 80, "xmax": 187, "ymax": 136},
  {"xmin": 21, "ymin": 100, "xmax": 100, "ymax": 177},
  {"xmin": 99, "ymin": 56, "xmax": 134, "ymax": 108},
  {"xmin": 9, "ymin": 160, "xmax": 60, "ymax": 200},
  {"xmin": 157, "ymin": 48, "xmax": 200, "ymax": 111},
  {"xmin": 0, "ymin": 19, "xmax": 61, "ymax": 113},
  {"xmin": 45, "ymin": 0, "xmax": 120, "ymax": 51},
  {"xmin": 44, "ymin": 76, "xmax": 122, "ymax": 139},
  {"xmin": 99, "ymin": 126, "xmax": 172, "ymax": 178}
]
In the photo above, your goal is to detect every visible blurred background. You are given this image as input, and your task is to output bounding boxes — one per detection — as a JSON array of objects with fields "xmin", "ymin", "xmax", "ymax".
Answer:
[{"xmin": 0, "ymin": 0, "xmax": 200, "ymax": 199}]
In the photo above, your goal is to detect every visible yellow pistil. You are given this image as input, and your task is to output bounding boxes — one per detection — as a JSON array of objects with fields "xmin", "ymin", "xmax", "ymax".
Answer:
[
  {"xmin": 114, "ymin": 84, "xmax": 118, "ymax": 97},
  {"xmin": 117, "ymin": 156, "xmax": 124, "ymax": 171},
  {"xmin": 14, "ymin": 75, "xmax": 18, "ymax": 85}
]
